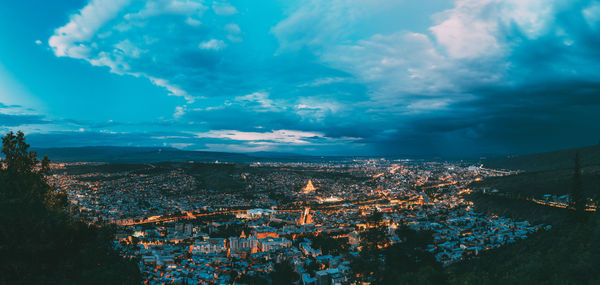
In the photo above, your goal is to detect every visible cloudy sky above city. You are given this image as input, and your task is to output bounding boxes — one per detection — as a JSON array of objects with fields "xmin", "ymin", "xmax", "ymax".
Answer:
[{"xmin": 1, "ymin": 0, "xmax": 600, "ymax": 156}]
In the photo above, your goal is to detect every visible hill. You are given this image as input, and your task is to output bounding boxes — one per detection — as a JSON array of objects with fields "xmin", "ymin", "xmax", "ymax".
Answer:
[
  {"xmin": 452, "ymin": 143, "xmax": 600, "ymax": 284},
  {"xmin": 483, "ymin": 144, "xmax": 600, "ymax": 172},
  {"xmin": 30, "ymin": 146, "xmax": 364, "ymax": 164},
  {"xmin": 472, "ymin": 144, "xmax": 600, "ymax": 199},
  {"xmin": 471, "ymin": 165, "xmax": 600, "ymax": 198},
  {"xmin": 448, "ymin": 217, "xmax": 600, "ymax": 285}
]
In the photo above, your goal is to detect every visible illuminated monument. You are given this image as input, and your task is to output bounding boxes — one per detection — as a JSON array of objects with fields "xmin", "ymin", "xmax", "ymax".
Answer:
[
  {"xmin": 302, "ymin": 179, "xmax": 317, "ymax": 194},
  {"xmin": 297, "ymin": 207, "xmax": 314, "ymax": 225}
]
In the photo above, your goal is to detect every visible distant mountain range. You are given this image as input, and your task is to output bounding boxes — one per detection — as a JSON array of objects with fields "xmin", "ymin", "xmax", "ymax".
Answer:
[
  {"xmin": 483, "ymin": 144, "xmax": 600, "ymax": 172},
  {"xmin": 33, "ymin": 146, "xmax": 255, "ymax": 163},
  {"xmin": 33, "ymin": 144, "xmax": 600, "ymax": 167},
  {"xmin": 31, "ymin": 146, "xmax": 361, "ymax": 164}
]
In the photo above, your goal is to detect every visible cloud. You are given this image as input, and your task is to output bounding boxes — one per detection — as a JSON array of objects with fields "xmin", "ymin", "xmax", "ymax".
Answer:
[
  {"xmin": 224, "ymin": 23, "xmax": 240, "ymax": 34},
  {"xmin": 199, "ymin": 39, "xmax": 226, "ymax": 50},
  {"xmin": 272, "ymin": 0, "xmax": 400, "ymax": 52},
  {"xmin": 234, "ymin": 92, "xmax": 279, "ymax": 112},
  {"xmin": 429, "ymin": 0, "xmax": 554, "ymax": 59},
  {"xmin": 49, "ymin": 0, "xmax": 130, "ymax": 58},
  {"xmin": 430, "ymin": 0, "xmax": 502, "ymax": 59},
  {"xmin": 212, "ymin": 1, "xmax": 237, "ymax": 16},
  {"xmin": 584, "ymin": 2, "xmax": 600, "ymax": 27},
  {"xmin": 42, "ymin": 0, "xmax": 600, "ymax": 156},
  {"xmin": 48, "ymin": 0, "xmax": 236, "ymax": 103},
  {"xmin": 193, "ymin": 129, "xmax": 323, "ymax": 144},
  {"xmin": 0, "ymin": 113, "xmax": 49, "ymax": 127}
]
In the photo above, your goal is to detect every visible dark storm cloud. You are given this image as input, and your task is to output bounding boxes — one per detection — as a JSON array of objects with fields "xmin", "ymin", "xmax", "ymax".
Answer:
[{"xmin": 0, "ymin": 113, "xmax": 49, "ymax": 127}]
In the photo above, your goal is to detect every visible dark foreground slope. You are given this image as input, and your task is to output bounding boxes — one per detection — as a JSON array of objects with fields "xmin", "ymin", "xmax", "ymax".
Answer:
[
  {"xmin": 449, "ymin": 144, "xmax": 600, "ymax": 284},
  {"xmin": 448, "ymin": 216, "xmax": 600, "ymax": 285}
]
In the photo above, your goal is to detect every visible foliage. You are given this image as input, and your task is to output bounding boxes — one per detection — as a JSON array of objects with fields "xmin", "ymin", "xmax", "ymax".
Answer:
[
  {"xmin": 569, "ymin": 153, "xmax": 586, "ymax": 221},
  {"xmin": 310, "ymin": 233, "xmax": 349, "ymax": 255},
  {"xmin": 351, "ymin": 221, "xmax": 447, "ymax": 285},
  {"xmin": 467, "ymin": 193, "xmax": 571, "ymax": 226},
  {"xmin": 237, "ymin": 273, "xmax": 268, "ymax": 285},
  {"xmin": 0, "ymin": 131, "xmax": 141, "ymax": 284},
  {"xmin": 269, "ymin": 262, "xmax": 299, "ymax": 284}
]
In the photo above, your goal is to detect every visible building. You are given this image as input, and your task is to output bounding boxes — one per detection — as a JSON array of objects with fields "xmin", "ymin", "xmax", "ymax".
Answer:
[
  {"xmin": 297, "ymin": 207, "xmax": 314, "ymax": 225},
  {"xmin": 191, "ymin": 238, "xmax": 226, "ymax": 255},
  {"xmin": 228, "ymin": 236, "xmax": 258, "ymax": 253},
  {"xmin": 303, "ymin": 179, "xmax": 317, "ymax": 194},
  {"xmin": 259, "ymin": 237, "xmax": 292, "ymax": 252}
]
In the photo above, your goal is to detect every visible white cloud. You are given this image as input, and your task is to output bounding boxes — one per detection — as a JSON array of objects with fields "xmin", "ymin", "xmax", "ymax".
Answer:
[
  {"xmin": 203, "ymin": 143, "xmax": 272, "ymax": 152},
  {"xmin": 224, "ymin": 23, "xmax": 240, "ymax": 34},
  {"xmin": 583, "ymin": 3, "xmax": 600, "ymax": 28},
  {"xmin": 174, "ymin": 105, "xmax": 187, "ymax": 118},
  {"xmin": 48, "ymin": 0, "xmax": 227, "ymax": 106},
  {"xmin": 234, "ymin": 92, "xmax": 279, "ymax": 112},
  {"xmin": 224, "ymin": 23, "xmax": 242, "ymax": 42},
  {"xmin": 323, "ymin": 31, "xmax": 456, "ymax": 98},
  {"xmin": 149, "ymin": 77, "xmax": 194, "ymax": 103},
  {"xmin": 430, "ymin": 0, "xmax": 502, "ymax": 59},
  {"xmin": 273, "ymin": 0, "xmax": 560, "ymax": 112},
  {"xmin": 35, "ymin": 40, "xmax": 42, "ymax": 45},
  {"xmin": 199, "ymin": 39, "xmax": 226, "ymax": 50},
  {"xmin": 430, "ymin": 0, "xmax": 555, "ymax": 59},
  {"xmin": 194, "ymin": 129, "xmax": 323, "ymax": 145},
  {"xmin": 212, "ymin": 1, "xmax": 238, "ymax": 16},
  {"xmin": 297, "ymin": 77, "xmax": 347, "ymax": 87},
  {"xmin": 49, "ymin": 0, "xmax": 131, "ymax": 58},
  {"xmin": 123, "ymin": 0, "xmax": 206, "ymax": 20},
  {"xmin": 406, "ymin": 99, "xmax": 451, "ymax": 112},
  {"xmin": 185, "ymin": 17, "xmax": 202, "ymax": 26},
  {"xmin": 169, "ymin": 142, "xmax": 193, "ymax": 149},
  {"xmin": 294, "ymin": 97, "xmax": 342, "ymax": 121},
  {"xmin": 272, "ymin": 0, "xmax": 400, "ymax": 52}
]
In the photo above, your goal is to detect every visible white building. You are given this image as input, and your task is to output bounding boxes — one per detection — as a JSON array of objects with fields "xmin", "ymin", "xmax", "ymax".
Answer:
[
  {"xmin": 228, "ymin": 236, "xmax": 259, "ymax": 252},
  {"xmin": 259, "ymin": 237, "xmax": 292, "ymax": 252},
  {"xmin": 191, "ymin": 238, "xmax": 226, "ymax": 254}
]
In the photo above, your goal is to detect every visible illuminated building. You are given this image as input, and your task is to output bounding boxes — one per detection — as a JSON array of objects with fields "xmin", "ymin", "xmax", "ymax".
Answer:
[
  {"xmin": 302, "ymin": 179, "xmax": 317, "ymax": 194},
  {"xmin": 297, "ymin": 207, "xmax": 314, "ymax": 225}
]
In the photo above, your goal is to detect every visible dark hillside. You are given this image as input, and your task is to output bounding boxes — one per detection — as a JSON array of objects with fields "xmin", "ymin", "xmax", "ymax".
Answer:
[
  {"xmin": 470, "ymin": 165, "xmax": 600, "ymax": 197},
  {"xmin": 484, "ymin": 144, "xmax": 600, "ymax": 172}
]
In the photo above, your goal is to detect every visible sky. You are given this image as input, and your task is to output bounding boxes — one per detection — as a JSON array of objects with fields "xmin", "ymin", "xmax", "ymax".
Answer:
[{"xmin": 1, "ymin": 0, "xmax": 600, "ymax": 157}]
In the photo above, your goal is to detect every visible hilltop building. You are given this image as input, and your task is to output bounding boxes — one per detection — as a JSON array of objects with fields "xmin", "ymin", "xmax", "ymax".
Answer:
[{"xmin": 303, "ymin": 179, "xmax": 317, "ymax": 194}]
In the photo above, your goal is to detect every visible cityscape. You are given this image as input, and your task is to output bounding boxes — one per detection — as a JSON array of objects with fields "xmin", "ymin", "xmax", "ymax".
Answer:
[{"xmin": 47, "ymin": 159, "xmax": 548, "ymax": 284}]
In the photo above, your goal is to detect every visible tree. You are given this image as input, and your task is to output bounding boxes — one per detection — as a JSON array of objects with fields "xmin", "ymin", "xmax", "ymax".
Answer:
[
  {"xmin": 270, "ymin": 262, "xmax": 299, "ymax": 284},
  {"xmin": 569, "ymin": 152, "xmax": 586, "ymax": 221},
  {"xmin": 359, "ymin": 226, "xmax": 388, "ymax": 253},
  {"xmin": 366, "ymin": 208, "xmax": 384, "ymax": 226},
  {"xmin": 351, "ymin": 224, "xmax": 448, "ymax": 285},
  {"xmin": 0, "ymin": 131, "xmax": 141, "ymax": 284},
  {"xmin": 311, "ymin": 233, "xmax": 348, "ymax": 255}
]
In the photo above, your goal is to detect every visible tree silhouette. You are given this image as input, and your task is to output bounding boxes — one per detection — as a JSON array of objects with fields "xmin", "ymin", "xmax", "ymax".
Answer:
[
  {"xmin": 270, "ymin": 261, "xmax": 299, "ymax": 284},
  {"xmin": 351, "ymin": 224, "xmax": 447, "ymax": 284},
  {"xmin": 569, "ymin": 152, "xmax": 586, "ymax": 221},
  {"xmin": 0, "ymin": 131, "xmax": 141, "ymax": 284}
]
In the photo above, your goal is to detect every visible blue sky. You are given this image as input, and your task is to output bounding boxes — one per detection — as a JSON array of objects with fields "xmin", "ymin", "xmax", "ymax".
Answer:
[{"xmin": 1, "ymin": 0, "xmax": 600, "ymax": 156}]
